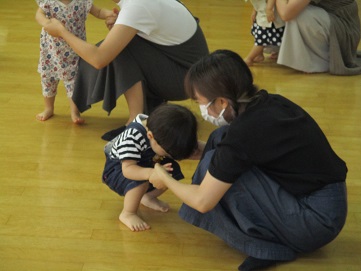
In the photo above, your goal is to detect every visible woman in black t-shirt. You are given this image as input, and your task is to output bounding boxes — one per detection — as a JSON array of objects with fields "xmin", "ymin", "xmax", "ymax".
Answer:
[{"xmin": 149, "ymin": 50, "xmax": 348, "ymax": 271}]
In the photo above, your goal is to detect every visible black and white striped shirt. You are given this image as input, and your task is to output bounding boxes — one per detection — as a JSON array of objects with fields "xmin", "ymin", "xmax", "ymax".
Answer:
[{"xmin": 109, "ymin": 114, "xmax": 150, "ymax": 161}]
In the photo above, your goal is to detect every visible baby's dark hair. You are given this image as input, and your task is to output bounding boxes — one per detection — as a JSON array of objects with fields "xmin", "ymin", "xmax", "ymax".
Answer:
[{"xmin": 147, "ymin": 104, "xmax": 198, "ymax": 160}]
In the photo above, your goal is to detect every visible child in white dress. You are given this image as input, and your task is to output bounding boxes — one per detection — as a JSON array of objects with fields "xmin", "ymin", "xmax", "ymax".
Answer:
[
  {"xmin": 35, "ymin": 0, "xmax": 114, "ymax": 123},
  {"xmin": 244, "ymin": 0, "xmax": 285, "ymax": 66}
]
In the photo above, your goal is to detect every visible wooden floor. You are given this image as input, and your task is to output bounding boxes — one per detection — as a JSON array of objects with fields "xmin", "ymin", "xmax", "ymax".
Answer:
[{"xmin": 0, "ymin": 1, "xmax": 361, "ymax": 270}]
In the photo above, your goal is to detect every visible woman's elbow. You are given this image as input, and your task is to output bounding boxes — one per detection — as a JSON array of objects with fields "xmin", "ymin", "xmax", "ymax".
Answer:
[
  {"xmin": 280, "ymin": 14, "xmax": 293, "ymax": 22},
  {"xmin": 278, "ymin": 10, "xmax": 292, "ymax": 22},
  {"xmin": 91, "ymin": 59, "xmax": 109, "ymax": 70},
  {"xmin": 197, "ymin": 206, "xmax": 213, "ymax": 214},
  {"xmin": 194, "ymin": 199, "xmax": 217, "ymax": 213}
]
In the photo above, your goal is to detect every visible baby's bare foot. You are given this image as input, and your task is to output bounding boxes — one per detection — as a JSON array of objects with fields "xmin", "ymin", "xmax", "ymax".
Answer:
[
  {"xmin": 119, "ymin": 211, "xmax": 151, "ymax": 232},
  {"xmin": 253, "ymin": 55, "xmax": 265, "ymax": 63},
  {"xmin": 269, "ymin": 52, "xmax": 278, "ymax": 60},
  {"xmin": 36, "ymin": 109, "xmax": 54, "ymax": 121},
  {"xmin": 71, "ymin": 111, "xmax": 85, "ymax": 125},
  {"xmin": 141, "ymin": 195, "xmax": 170, "ymax": 212}
]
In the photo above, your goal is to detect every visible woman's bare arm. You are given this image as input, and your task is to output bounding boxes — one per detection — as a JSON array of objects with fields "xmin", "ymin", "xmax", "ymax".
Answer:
[
  {"xmin": 89, "ymin": 5, "xmax": 115, "ymax": 20},
  {"xmin": 150, "ymin": 164, "xmax": 232, "ymax": 213},
  {"xmin": 44, "ymin": 19, "xmax": 137, "ymax": 69},
  {"xmin": 276, "ymin": 0, "xmax": 311, "ymax": 21}
]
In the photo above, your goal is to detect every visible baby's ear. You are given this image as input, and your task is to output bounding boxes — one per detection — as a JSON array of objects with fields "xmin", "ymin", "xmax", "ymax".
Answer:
[{"xmin": 147, "ymin": 130, "xmax": 154, "ymax": 140}]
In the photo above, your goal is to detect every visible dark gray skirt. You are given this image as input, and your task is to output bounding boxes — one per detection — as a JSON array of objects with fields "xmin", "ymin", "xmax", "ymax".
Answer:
[
  {"xmin": 72, "ymin": 25, "xmax": 208, "ymax": 114},
  {"xmin": 179, "ymin": 128, "xmax": 347, "ymax": 261}
]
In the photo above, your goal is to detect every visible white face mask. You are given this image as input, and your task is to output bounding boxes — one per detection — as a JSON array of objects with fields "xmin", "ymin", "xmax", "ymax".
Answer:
[{"xmin": 199, "ymin": 101, "xmax": 229, "ymax": 127}]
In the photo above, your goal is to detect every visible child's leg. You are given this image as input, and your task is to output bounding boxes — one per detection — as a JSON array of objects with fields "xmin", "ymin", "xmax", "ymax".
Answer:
[
  {"xmin": 141, "ymin": 188, "xmax": 170, "ymax": 212},
  {"xmin": 36, "ymin": 77, "xmax": 57, "ymax": 121},
  {"xmin": 244, "ymin": 45, "xmax": 264, "ymax": 66},
  {"xmin": 69, "ymin": 98, "xmax": 85, "ymax": 124},
  {"xmin": 120, "ymin": 182, "xmax": 151, "ymax": 231},
  {"xmin": 65, "ymin": 77, "xmax": 85, "ymax": 124}
]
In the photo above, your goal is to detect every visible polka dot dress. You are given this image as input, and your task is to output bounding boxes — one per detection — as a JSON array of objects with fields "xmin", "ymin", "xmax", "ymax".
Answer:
[{"xmin": 251, "ymin": 23, "xmax": 285, "ymax": 46}]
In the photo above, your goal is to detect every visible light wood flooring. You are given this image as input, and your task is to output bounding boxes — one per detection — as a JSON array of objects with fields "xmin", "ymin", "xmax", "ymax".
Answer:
[{"xmin": 0, "ymin": 0, "xmax": 360, "ymax": 270}]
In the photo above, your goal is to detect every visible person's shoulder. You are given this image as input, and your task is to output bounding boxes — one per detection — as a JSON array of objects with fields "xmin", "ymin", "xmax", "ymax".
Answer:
[
  {"xmin": 132, "ymin": 114, "xmax": 148, "ymax": 129},
  {"xmin": 35, "ymin": 0, "xmax": 49, "ymax": 8},
  {"xmin": 122, "ymin": 0, "xmax": 148, "ymax": 7}
]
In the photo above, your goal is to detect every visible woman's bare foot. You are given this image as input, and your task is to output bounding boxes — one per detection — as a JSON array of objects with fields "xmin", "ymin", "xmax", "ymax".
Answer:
[
  {"xmin": 36, "ymin": 109, "xmax": 54, "ymax": 121},
  {"xmin": 141, "ymin": 194, "xmax": 170, "ymax": 212},
  {"xmin": 119, "ymin": 211, "xmax": 151, "ymax": 232}
]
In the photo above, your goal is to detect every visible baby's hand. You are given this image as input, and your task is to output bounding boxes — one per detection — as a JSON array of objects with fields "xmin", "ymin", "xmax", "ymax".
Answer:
[
  {"xmin": 44, "ymin": 18, "xmax": 65, "ymax": 37},
  {"xmin": 161, "ymin": 162, "xmax": 173, "ymax": 174},
  {"xmin": 266, "ymin": 9, "xmax": 275, "ymax": 22},
  {"xmin": 251, "ymin": 10, "xmax": 257, "ymax": 24},
  {"xmin": 149, "ymin": 164, "xmax": 169, "ymax": 190},
  {"xmin": 105, "ymin": 8, "xmax": 119, "ymax": 30}
]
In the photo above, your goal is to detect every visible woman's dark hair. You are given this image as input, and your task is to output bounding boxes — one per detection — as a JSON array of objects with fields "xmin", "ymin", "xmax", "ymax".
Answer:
[
  {"xmin": 185, "ymin": 49, "xmax": 258, "ymax": 113},
  {"xmin": 147, "ymin": 103, "xmax": 198, "ymax": 160}
]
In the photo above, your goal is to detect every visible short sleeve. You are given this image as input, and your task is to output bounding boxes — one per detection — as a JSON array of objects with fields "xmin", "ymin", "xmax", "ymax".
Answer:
[
  {"xmin": 116, "ymin": 1, "xmax": 157, "ymax": 35},
  {"xmin": 86, "ymin": 0, "xmax": 93, "ymax": 14},
  {"xmin": 35, "ymin": 0, "xmax": 46, "ymax": 9}
]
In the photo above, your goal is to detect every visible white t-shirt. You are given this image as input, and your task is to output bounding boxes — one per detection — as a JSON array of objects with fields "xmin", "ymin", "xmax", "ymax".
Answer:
[
  {"xmin": 115, "ymin": 0, "xmax": 197, "ymax": 45},
  {"xmin": 249, "ymin": 0, "xmax": 284, "ymax": 28}
]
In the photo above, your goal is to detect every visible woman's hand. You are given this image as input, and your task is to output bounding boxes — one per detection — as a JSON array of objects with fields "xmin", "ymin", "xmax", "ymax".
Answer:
[
  {"xmin": 149, "ymin": 163, "xmax": 172, "ymax": 190},
  {"xmin": 44, "ymin": 18, "xmax": 66, "ymax": 37}
]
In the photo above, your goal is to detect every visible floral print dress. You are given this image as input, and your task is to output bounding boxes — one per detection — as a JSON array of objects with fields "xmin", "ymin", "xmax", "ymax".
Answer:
[{"xmin": 36, "ymin": 0, "xmax": 93, "ymax": 81}]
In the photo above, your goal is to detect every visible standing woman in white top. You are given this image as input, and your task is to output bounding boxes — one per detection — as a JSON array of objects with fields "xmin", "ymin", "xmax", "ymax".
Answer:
[
  {"xmin": 43, "ymin": 0, "xmax": 208, "ymax": 140},
  {"xmin": 244, "ymin": 0, "xmax": 285, "ymax": 66}
]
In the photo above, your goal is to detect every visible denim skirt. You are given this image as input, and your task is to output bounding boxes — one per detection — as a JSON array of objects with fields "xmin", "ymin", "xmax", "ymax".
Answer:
[{"xmin": 179, "ymin": 149, "xmax": 347, "ymax": 261}]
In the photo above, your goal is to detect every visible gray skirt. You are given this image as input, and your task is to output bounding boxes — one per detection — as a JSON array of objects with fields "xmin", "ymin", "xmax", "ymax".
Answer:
[
  {"xmin": 179, "ymin": 129, "xmax": 347, "ymax": 261},
  {"xmin": 72, "ymin": 25, "xmax": 208, "ymax": 114},
  {"xmin": 277, "ymin": 3, "xmax": 361, "ymax": 75}
]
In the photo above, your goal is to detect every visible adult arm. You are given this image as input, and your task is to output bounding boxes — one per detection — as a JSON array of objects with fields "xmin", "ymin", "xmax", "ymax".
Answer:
[
  {"xmin": 43, "ymin": 18, "xmax": 138, "ymax": 69},
  {"xmin": 275, "ymin": 0, "xmax": 311, "ymax": 21},
  {"xmin": 89, "ymin": 4, "xmax": 115, "ymax": 20},
  {"xmin": 187, "ymin": 140, "xmax": 206, "ymax": 160},
  {"xmin": 149, "ymin": 164, "xmax": 232, "ymax": 213}
]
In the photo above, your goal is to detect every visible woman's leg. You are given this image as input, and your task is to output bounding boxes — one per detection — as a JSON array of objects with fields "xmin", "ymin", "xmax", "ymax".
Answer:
[
  {"xmin": 123, "ymin": 81, "xmax": 144, "ymax": 125},
  {"xmin": 180, "ymin": 154, "xmax": 346, "ymax": 262},
  {"xmin": 277, "ymin": 5, "xmax": 331, "ymax": 73}
]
